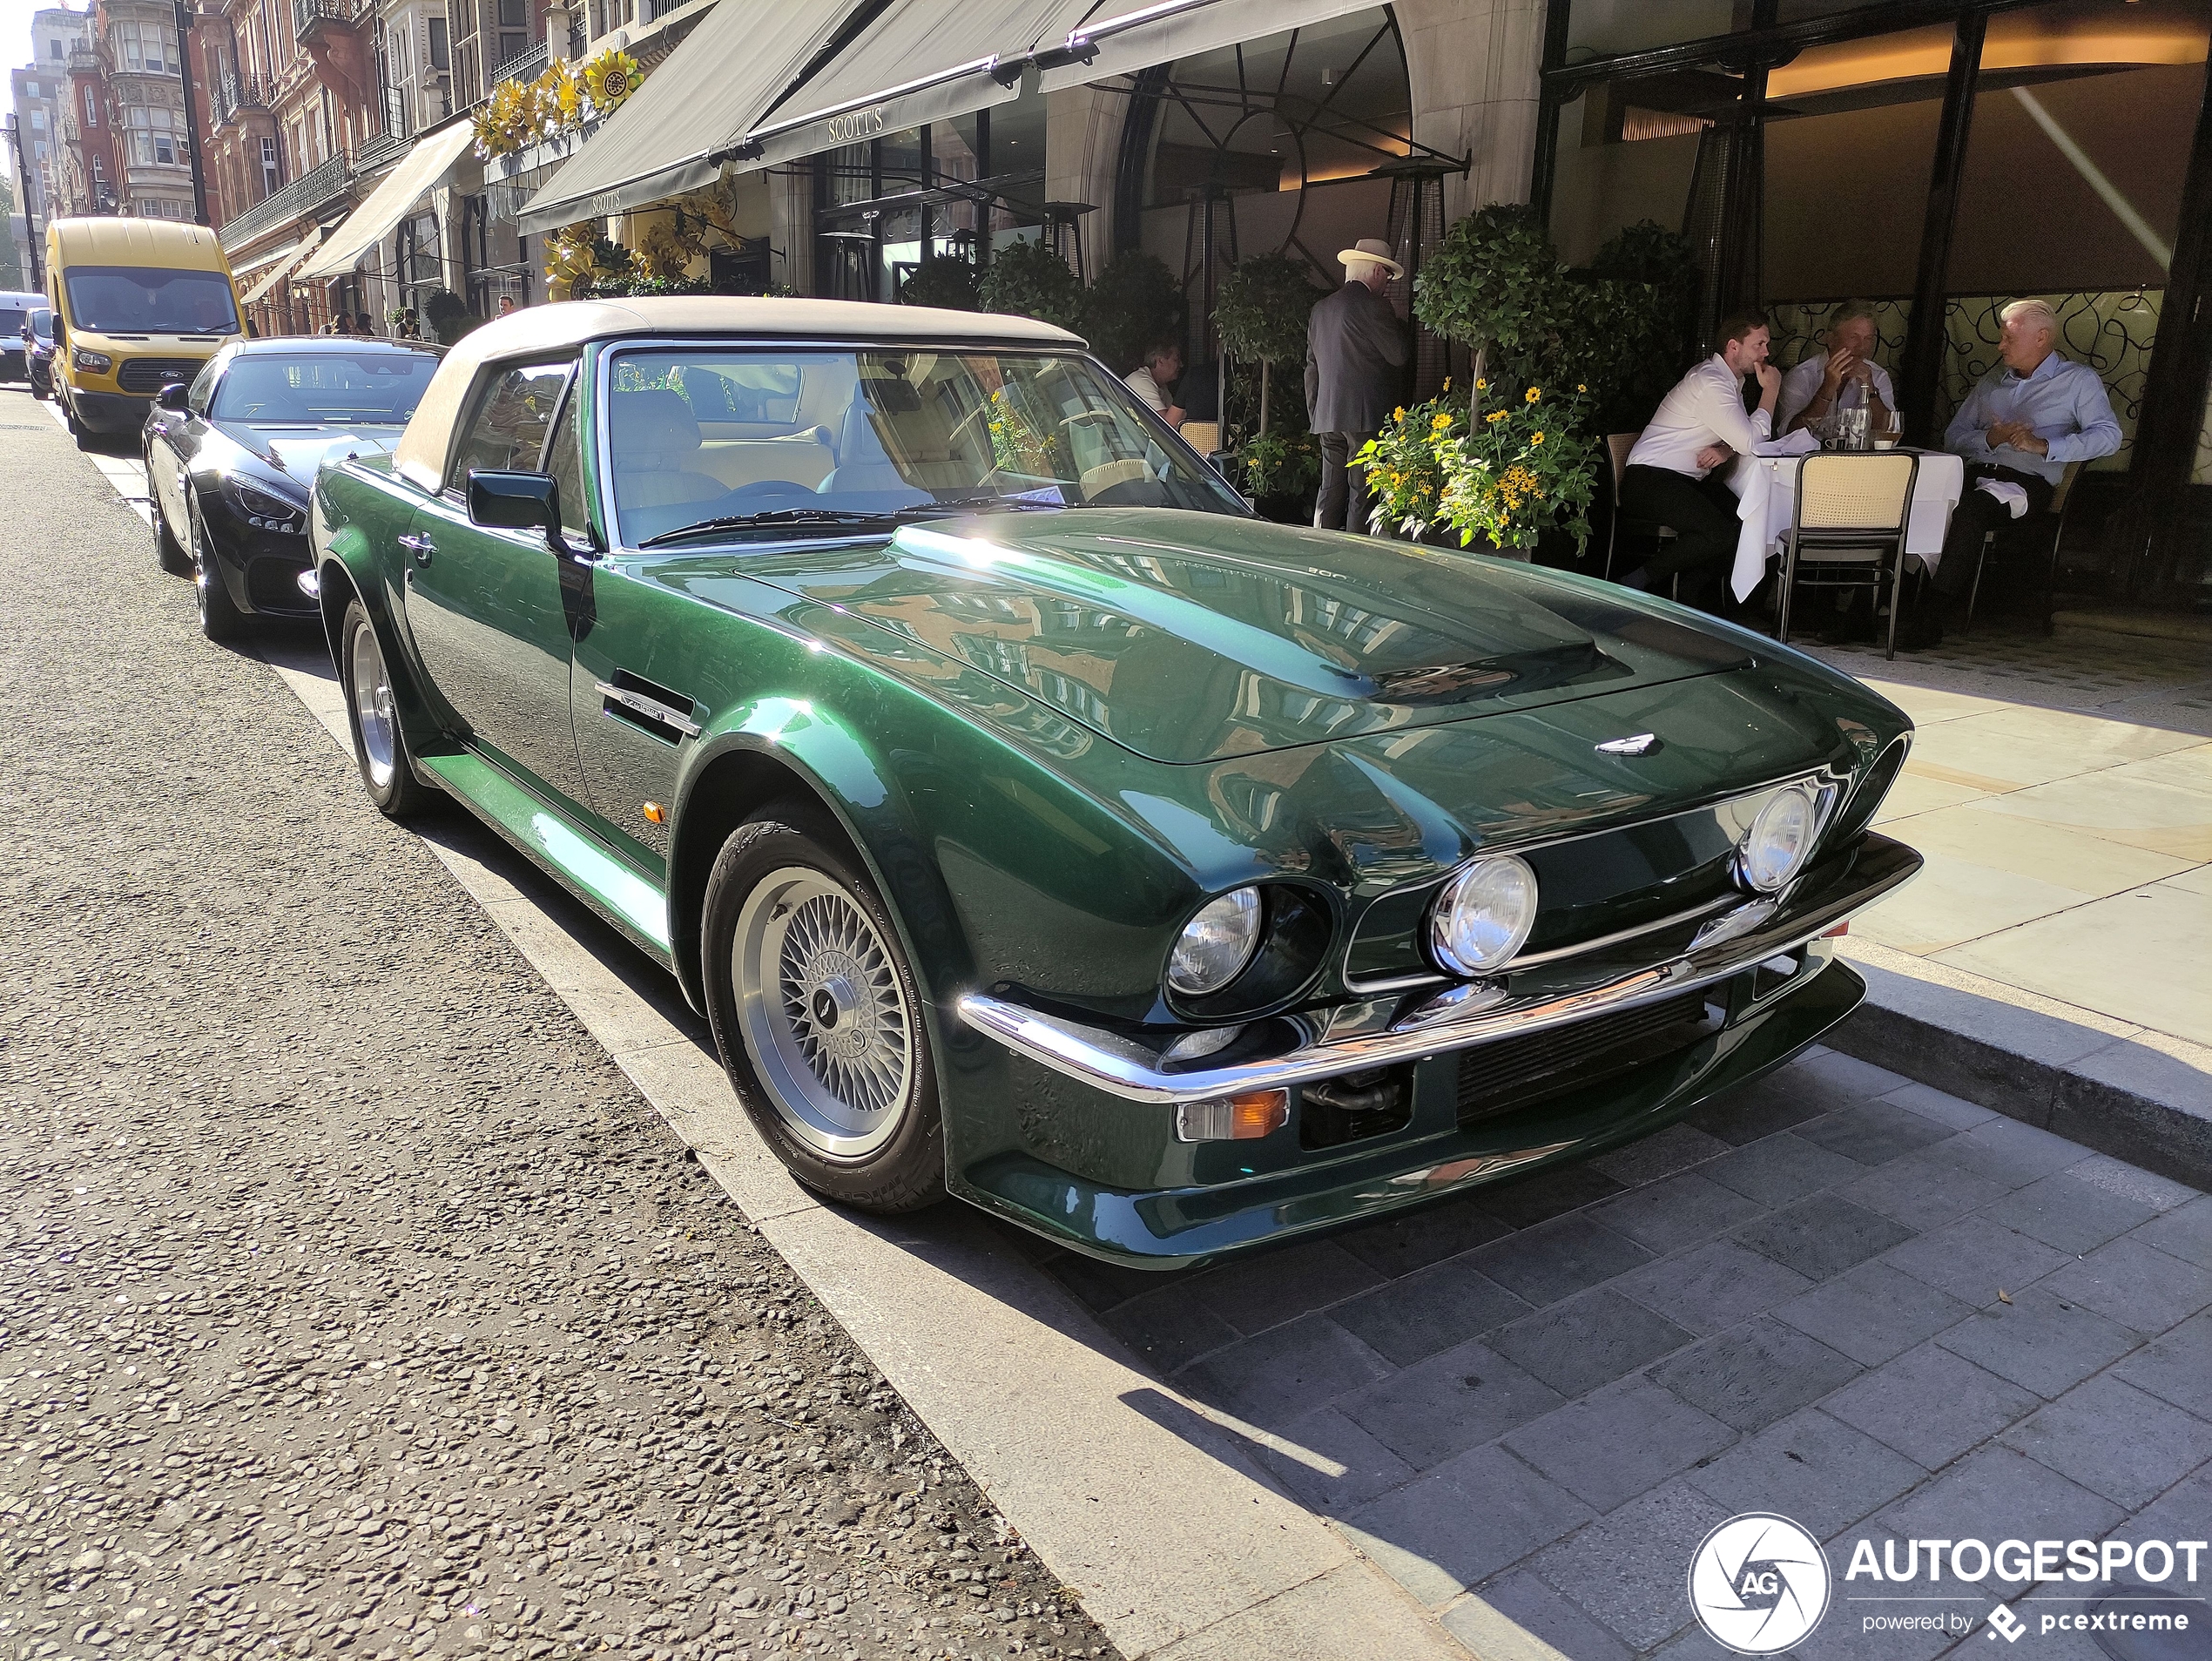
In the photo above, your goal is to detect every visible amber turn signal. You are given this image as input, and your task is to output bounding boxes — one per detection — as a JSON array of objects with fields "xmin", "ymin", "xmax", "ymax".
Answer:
[
  {"xmin": 1822, "ymin": 920, "xmax": 1849, "ymax": 937},
  {"xmin": 1174, "ymin": 1087, "xmax": 1291, "ymax": 1143},
  {"xmin": 643, "ymin": 801, "xmax": 666, "ymax": 825}
]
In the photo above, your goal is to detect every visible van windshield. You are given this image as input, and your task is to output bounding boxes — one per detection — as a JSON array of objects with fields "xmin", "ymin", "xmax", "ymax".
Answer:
[
  {"xmin": 0, "ymin": 309, "xmax": 25, "ymax": 337},
  {"xmin": 64, "ymin": 266, "xmax": 239, "ymax": 334}
]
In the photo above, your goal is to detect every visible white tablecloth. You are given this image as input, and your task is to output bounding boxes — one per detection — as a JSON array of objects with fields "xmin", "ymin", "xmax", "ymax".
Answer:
[{"xmin": 1728, "ymin": 449, "xmax": 1966, "ymax": 601}]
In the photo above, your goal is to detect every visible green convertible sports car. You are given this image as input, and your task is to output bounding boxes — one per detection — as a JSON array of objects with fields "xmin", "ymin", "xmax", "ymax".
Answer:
[{"xmin": 307, "ymin": 297, "xmax": 1920, "ymax": 1267}]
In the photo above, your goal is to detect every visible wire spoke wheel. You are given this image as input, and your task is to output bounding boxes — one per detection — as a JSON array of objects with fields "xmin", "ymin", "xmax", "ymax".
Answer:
[{"xmin": 732, "ymin": 866, "xmax": 916, "ymax": 1160}]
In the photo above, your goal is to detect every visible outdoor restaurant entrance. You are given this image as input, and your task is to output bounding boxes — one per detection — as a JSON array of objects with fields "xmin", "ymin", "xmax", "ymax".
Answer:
[{"xmin": 1535, "ymin": 0, "xmax": 2212, "ymax": 606}]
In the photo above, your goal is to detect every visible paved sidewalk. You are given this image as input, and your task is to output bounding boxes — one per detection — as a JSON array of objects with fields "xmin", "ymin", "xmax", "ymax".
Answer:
[
  {"xmin": 1037, "ymin": 1049, "xmax": 2212, "ymax": 1658},
  {"xmin": 1811, "ymin": 629, "xmax": 2212, "ymax": 1053}
]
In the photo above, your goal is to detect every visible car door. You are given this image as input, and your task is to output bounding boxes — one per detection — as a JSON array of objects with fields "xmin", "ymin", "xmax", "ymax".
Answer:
[
  {"xmin": 400, "ymin": 354, "xmax": 592, "ymax": 808},
  {"xmin": 145, "ymin": 356, "xmax": 212, "ymax": 544},
  {"xmin": 556, "ymin": 371, "xmax": 695, "ymax": 874}
]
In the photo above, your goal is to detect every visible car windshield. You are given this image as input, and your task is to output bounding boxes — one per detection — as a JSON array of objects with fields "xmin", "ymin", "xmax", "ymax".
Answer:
[
  {"xmin": 603, "ymin": 348, "xmax": 1244, "ymax": 547},
  {"xmin": 27, "ymin": 310, "xmax": 54, "ymax": 341},
  {"xmin": 64, "ymin": 265, "xmax": 239, "ymax": 334},
  {"xmin": 211, "ymin": 351, "xmax": 442, "ymax": 424}
]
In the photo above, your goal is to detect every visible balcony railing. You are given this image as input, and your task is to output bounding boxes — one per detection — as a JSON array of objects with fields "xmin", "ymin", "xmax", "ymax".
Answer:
[
  {"xmin": 292, "ymin": 0, "xmax": 370, "ymax": 43},
  {"xmin": 217, "ymin": 150, "xmax": 350, "ymax": 250},
  {"xmin": 212, "ymin": 71, "xmax": 271, "ymax": 126},
  {"xmin": 494, "ymin": 41, "xmax": 548, "ymax": 86}
]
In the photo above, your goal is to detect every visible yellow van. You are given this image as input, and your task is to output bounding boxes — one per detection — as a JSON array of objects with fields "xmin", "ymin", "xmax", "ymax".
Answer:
[{"xmin": 46, "ymin": 218, "xmax": 243, "ymax": 446}]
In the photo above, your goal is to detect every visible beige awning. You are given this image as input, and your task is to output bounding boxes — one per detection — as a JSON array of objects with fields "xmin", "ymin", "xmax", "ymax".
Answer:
[
  {"xmin": 1032, "ymin": 0, "xmax": 1396, "ymax": 93},
  {"xmin": 240, "ymin": 232, "xmax": 325, "ymax": 305},
  {"xmin": 297, "ymin": 119, "xmax": 478, "ymax": 282},
  {"xmin": 516, "ymin": 0, "xmax": 866, "ymax": 234},
  {"xmin": 738, "ymin": 0, "xmax": 1071, "ymax": 172},
  {"xmin": 232, "ymin": 235, "xmax": 310, "ymax": 280}
]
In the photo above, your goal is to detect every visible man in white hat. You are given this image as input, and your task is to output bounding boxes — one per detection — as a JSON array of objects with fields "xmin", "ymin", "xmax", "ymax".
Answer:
[{"xmin": 1305, "ymin": 238, "xmax": 1409, "ymax": 531}]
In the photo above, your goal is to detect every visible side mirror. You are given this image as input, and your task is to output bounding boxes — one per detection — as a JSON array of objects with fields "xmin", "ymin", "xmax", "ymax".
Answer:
[
  {"xmin": 156, "ymin": 381, "xmax": 192, "ymax": 413},
  {"xmin": 468, "ymin": 469, "xmax": 561, "ymax": 537}
]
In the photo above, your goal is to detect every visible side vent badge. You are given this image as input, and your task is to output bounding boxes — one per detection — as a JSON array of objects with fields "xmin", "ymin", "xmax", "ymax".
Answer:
[{"xmin": 1596, "ymin": 733, "xmax": 1661, "ymax": 756}]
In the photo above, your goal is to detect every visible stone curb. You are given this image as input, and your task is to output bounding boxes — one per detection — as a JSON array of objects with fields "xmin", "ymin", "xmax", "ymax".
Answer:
[{"xmin": 1830, "ymin": 945, "xmax": 2212, "ymax": 1192}]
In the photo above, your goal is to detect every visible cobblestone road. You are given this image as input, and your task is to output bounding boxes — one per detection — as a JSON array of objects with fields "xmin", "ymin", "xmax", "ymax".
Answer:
[{"xmin": 0, "ymin": 406, "xmax": 1119, "ymax": 1661}]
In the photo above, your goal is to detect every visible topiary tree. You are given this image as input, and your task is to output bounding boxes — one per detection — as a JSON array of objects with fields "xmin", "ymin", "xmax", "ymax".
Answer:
[
  {"xmin": 1077, "ymin": 250, "xmax": 1185, "ymax": 375},
  {"xmin": 896, "ymin": 257, "xmax": 980, "ymax": 311},
  {"xmin": 977, "ymin": 238, "xmax": 1084, "ymax": 334},
  {"xmin": 1560, "ymin": 221, "xmax": 1701, "ymax": 435},
  {"xmin": 1413, "ymin": 202, "xmax": 1571, "ymax": 399},
  {"xmin": 421, "ymin": 288, "xmax": 479, "ymax": 345},
  {"xmin": 1214, "ymin": 253, "xmax": 1326, "ymax": 434}
]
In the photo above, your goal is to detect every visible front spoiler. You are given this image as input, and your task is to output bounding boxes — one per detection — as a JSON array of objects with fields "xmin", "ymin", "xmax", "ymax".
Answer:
[{"xmin": 958, "ymin": 832, "xmax": 1920, "ymax": 1106}]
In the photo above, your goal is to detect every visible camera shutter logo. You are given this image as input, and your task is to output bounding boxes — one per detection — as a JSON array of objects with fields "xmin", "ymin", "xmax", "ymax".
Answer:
[{"xmin": 1688, "ymin": 1513, "xmax": 1832, "ymax": 1654}]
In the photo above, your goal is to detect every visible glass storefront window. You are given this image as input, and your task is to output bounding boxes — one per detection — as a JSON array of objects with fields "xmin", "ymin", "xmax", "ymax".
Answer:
[
  {"xmin": 1566, "ymin": 1, "xmax": 1930, "ymax": 64},
  {"xmin": 1134, "ymin": 9, "xmax": 1408, "ymax": 207},
  {"xmin": 1547, "ymin": 70, "xmax": 1722, "ymax": 266},
  {"xmin": 1939, "ymin": 0, "xmax": 2211, "ymax": 467}
]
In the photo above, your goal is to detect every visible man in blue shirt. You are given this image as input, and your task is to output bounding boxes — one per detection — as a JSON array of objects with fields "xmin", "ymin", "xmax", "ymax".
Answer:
[{"xmin": 1910, "ymin": 299, "xmax": 2120, "ymax": 645}]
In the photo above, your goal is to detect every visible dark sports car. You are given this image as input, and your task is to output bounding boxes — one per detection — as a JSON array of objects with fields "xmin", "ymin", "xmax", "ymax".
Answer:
[
  {"xmin": 23, "ymin": 308, "xmax": 57, "ymax": 400},
  {"xmin": 145, "ymin": 338, "xmax": 442, "ymax": 639}
]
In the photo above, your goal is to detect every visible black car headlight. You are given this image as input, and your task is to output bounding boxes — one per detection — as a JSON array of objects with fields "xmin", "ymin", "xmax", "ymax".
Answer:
[
  {"xmin": 227, "ymin": 480, "xmax": 307, "ymax": 532},
  {"xmin": 71, "ymin": 347, "xmax": 111, "ymax": 374}
]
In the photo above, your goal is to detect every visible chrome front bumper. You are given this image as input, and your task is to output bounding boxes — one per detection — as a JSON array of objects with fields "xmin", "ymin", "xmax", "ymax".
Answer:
[{"xmin": 958, "ymin": 833, "xmax": 1920, "ymax": 1106}]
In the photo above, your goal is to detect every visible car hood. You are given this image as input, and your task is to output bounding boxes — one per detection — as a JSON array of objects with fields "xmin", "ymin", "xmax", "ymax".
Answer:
[
  {"xmin": 736, "ymin": 508, "xmax": 1755, "ymax": 763},
  {"xmin": 226, "ymin": 422, "xmax": 406, "ymax": 481}
]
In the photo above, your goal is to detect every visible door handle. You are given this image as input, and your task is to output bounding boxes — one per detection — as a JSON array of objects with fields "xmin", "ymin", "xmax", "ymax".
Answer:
[{"xmin": 398, "ymin": 532, "xmax": 434, "ymax": 566}]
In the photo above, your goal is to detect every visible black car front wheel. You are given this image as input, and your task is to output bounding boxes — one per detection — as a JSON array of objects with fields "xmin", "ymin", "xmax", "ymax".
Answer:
[
  {"xmin": 189, "ymin": 496, "xmax": 248, "ymax": 641},
  {"xmin": 702, "ymin": 809, "xmax": 945, "ymax": 1213},
  {"xmin": 151, "ymin": 472, "xmax": 191, "ymax": 576},
  {"xmin": 338, "ymin": 598, "xmax": 435, "ymax": 819}
]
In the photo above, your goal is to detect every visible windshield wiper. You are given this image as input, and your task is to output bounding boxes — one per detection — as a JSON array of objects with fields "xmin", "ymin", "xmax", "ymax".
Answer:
[
  {"xmin": 637, "ymin": 496, "xmax": 1064, "ymax": 549},
  {"xmin": 921, "ymin": 494, "xmax": 1066, "ymax": 513},
  {"xmin": 638, "ymin": 508, "xmax": 904, "ymax": 547}
]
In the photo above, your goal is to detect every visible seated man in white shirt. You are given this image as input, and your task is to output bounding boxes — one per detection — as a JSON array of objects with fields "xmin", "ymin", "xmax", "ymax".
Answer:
[
  {"xmin": 1124, "ymin": 341, "xmax": 1186, "ymax": 429},
  {"xmin": 1619, "ymin": 309, "xmax": 1818, "ymax": 607},
  {"xmin": 1777, "ymin": 301, "xmax": 1895, "ymax": 439}
]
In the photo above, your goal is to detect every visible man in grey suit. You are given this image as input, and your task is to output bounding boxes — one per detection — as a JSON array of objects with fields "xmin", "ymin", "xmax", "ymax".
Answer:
[{"xmin": 1305, "ymin": 238, "xmax": 1411, "ymax": 531}]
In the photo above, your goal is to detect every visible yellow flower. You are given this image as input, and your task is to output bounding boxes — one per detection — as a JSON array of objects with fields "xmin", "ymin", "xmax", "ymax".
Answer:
[
  {"xmin": 1475, "ymin": 379, "xmax": 1487, "ymax": 390},
  {"xmin": 1432, "ymin": 412, "xmax": 1453, "ymax": 431},
  {"xmin": 1525, "ymin": 388, "xmax": 1541, "ymax": 404},
  {"xmin": 1442, "ymin": 377, "xmax": 1452, "ymax": 392},
  {"xmin": 1576, "ymin": 383, "xmax": 1588, "ymax": 393},
  {"xmin": 1486, "ymin": 409, "xmax": 1507, "ymax": 423},
  {"xmin": 1393, "ymin": 406, "xmax": 1406, "ymax": 422},
  {"xmin": 1532, "ymin": 432, "xmax": 1545, "ymax": 444}
]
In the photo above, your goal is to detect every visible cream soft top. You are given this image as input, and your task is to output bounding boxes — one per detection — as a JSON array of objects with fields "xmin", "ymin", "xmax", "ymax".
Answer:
[{"xmin": 392, "ymin": 296, "xmax": 1086, "ymax": 492}]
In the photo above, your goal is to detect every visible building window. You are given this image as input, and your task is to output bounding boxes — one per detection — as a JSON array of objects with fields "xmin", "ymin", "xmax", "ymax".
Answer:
[
  {"xmin": 84, "ymin": 86, "xmax": 98, "ymax": 125},
  {"xmin": 50, "ymin": 39, "xmax": 63, "ymax": 58},
  {"xmin": 260, "ymin": 134, "xmax": 279, "ymax": 195},
  {"xmin": 114, "ymin": 20, "xmax": 181, "ymax": 75},
  {"xmin": 24, "ymin": 78, "xmax": 37, "ymax": 97},
  {"xmin": 128, "ymin": 105, "xmax": 182, "ymax": 165},
  {"xmin": 29, "ymin": 111, "xmax": 45, "ymax": 131},
  {"xmin": 428, "ymin": 16, "xmax": 448, "ymax": 70}
]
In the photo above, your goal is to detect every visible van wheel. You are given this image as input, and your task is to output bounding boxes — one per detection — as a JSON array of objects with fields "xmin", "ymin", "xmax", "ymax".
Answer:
[{"xmin": 64, "ymin": 399, "xmax": 90, "ymax": 447}]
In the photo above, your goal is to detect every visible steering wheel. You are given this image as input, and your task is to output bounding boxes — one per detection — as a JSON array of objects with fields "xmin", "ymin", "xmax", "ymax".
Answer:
[{"xmin": 715, "ymin": 479, "xmax": 820, "ymax": 511}]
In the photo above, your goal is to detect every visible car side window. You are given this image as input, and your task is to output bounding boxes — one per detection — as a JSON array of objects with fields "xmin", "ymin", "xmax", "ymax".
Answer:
[
  {"xmin": 188, "ymin": 355, "xmax": 219, "ymax": 414},
  {"xmin": 447, "ymin": 359, "xmax": 573, "ymax": 493},
  {"xmin": 543, "ymin": 379, "xmax": 593, "ymax": 548}
]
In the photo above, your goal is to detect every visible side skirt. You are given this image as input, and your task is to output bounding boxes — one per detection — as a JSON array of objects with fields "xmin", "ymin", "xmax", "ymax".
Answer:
[{"xmin": 419, "ymin": 750, "xmax": 676, "ymax": 968}]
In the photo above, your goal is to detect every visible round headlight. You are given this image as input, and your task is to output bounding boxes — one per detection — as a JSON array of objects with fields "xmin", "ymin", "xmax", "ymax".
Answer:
[
  {"xmin": 1168, "ymin": 887, "xmax": 1263, "ymax": 996},
  {"xmin": 1739, "ymin": 785, "xmax": 1817, "ymax": 893},
  {"xmin": 1428, "ymin": 854, "xmax": 1538, "ymax": 976}
]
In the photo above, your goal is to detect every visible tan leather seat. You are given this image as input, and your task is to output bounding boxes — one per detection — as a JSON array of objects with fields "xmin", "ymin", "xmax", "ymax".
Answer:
[{"xmin": 610, "ymin": 390, "xmax": 727, "ymax": 510}]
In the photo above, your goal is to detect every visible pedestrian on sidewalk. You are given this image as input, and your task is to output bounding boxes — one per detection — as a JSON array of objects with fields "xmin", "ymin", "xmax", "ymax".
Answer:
[{"xmin": 1305, "ymin": 237, "xmax": 1409, "ymax": 533}]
